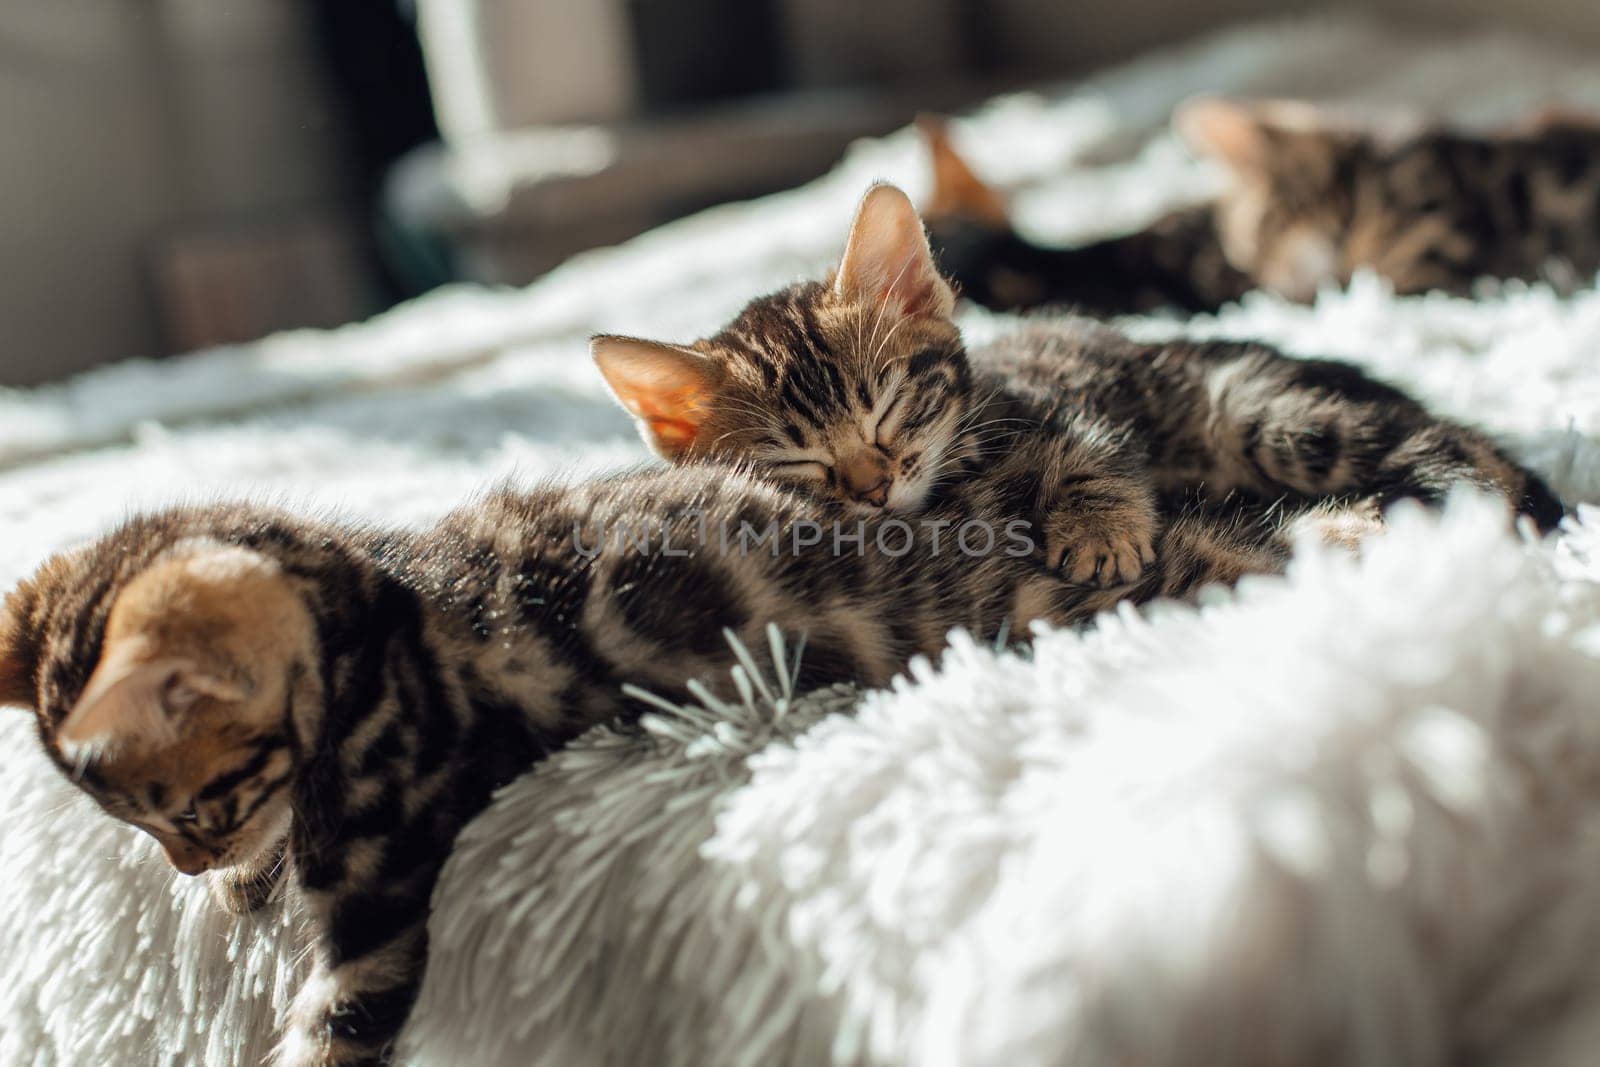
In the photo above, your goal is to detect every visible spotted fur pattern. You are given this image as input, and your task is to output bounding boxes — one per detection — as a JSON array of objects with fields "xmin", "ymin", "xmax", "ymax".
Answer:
[
  {"xmin": 970, "ymin": 319, "xmax": 1564, "ymax": 529},
  {"xmin": 596, "ymin": 184, "xmax": 1563, "ymax": 592},
  {"xmin": 0, "ymin": 466, "xmax": 1303, "ymax": 1066},
  {"xmin": 1189, "ymin": 100, "xmax": 1600, "ymax": 302},
  {"xmin": 920, "ymin": 104, "xmax": 1600, "ymax": 313}
]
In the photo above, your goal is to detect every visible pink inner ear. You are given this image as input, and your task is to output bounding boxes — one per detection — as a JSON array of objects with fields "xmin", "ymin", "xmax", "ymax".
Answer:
[
  {"xmin": 836, "ymin": 184, "xmax": 954, "ymax": 321},
  {"xmin": 595, "ymin": 341, "xmax": 712, "ymax": 415},
  {"xmin": 592, "ymin": 336, "xmax": 722, "ymax": 458},
  {"xmin": 887, "ymin": 264, "xmax": 944, "ymax": 319},
  {"xmin": 1176, "ymin": 98, "xmax": 1268, "ymax": 169}
]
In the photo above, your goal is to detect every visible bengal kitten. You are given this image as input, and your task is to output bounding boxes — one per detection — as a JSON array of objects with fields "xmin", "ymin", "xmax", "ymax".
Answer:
[
  {"xmin": 920, "ymin": 102, "xmax": 1600, "ymax": 312},
  {"xmin": 593, "ymin": 182, "xmax": 1563, "ymax": 585},
  {"xmin": 1, "ymin": 465, "xmax": 1309, "ymax": 1066}
]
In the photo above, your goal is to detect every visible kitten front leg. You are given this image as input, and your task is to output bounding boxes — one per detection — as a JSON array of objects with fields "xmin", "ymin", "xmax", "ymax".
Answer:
[
  {"xmin": 1041, "ymin": 487, "xmax": 1159, "ymax": 586},
  {"xmin": 1015, "ymin": 500, "xmax": 1291, "ymax": 628},
  {"xmin": 207, "ymin": 833, "xmax": 288, "ymax": 914},
  {"xmin": 276, "ymin": 881, "xmax": 432, "ymax": 1066},
  {"xmin": 1019, "ymin": 428, "xmax": 1159, "ymax": 587}
]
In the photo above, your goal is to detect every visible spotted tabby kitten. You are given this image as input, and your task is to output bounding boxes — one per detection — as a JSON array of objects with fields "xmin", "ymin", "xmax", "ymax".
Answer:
[
  {"xmin": 593, "ymin": 182, "xmax": 1563, "ymax": 583},
  {"xmin": 1184, "ymin": 98, "xmax": 1600, "ymax": 302},
  {"xmin": 1, "ymin": 463, "xmax": 1300, "ymax": 1066},
  {"xmin": 921, "ymin": 101, "xmax": 1600, "ymax": 312}
]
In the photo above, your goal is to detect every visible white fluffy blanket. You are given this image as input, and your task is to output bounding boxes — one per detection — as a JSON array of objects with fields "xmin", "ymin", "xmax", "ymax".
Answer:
[{"xmin": 6, "ymin": 14, "xmax": 1600, "ymax": 1066}]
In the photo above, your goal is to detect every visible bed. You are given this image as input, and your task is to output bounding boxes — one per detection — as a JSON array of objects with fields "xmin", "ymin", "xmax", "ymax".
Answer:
[{"xmin": 4, "ymin": 14, "xmax": 1600, "ymax": 1066}]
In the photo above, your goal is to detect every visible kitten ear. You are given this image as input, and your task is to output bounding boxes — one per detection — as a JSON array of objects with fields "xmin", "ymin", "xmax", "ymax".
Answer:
[
  {"xmin": 1175, "ymin": 97, "xmax": 1272, "ymax": 171},
  {"xmin": 835, "ymin": 182, "xmax": 956, "ymax": 321},
  {"xmin": 592, "ymin": 335, "xmax": 725, "ymax": 460},
  {"xmin": 57, "ymin": 640, "xmax": 243, "ymax": 760},
  {"xmin": 1177, "ymin": 97, "xmax": 1331, "ymax": 172},
  {"xmin": 918, "ymin": 115, "xmax": 1010, "ymax": 229}
]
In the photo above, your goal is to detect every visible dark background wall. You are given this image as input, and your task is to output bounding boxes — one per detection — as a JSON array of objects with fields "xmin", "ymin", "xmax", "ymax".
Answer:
[
  {"xmin": 0, "ymin": 4, "xmax": 353, "ymax": 383},
  {"xmin": 5, "ymin": 0, "xmax": 1599, "ymax": 385}
]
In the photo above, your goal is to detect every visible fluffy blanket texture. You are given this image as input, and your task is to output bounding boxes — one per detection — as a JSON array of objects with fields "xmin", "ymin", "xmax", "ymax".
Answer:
[{"xmin": 5, "ymin": 13, "xmax": 1600, "ymax": 1066}]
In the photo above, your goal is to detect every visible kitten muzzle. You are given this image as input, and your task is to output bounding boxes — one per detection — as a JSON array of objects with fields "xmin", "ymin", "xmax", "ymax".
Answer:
[
  {"xmin": 839, "ymin": 450, "xmax": 892, "ymax": 508},
  {"xmin": 161, "ymin": 837, "xmax": 221, "ymax": 876}
]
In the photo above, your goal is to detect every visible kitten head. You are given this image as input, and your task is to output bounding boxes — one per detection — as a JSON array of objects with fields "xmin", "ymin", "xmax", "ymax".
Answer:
[
  {"xmin": 2, "ymin": 539, "xmax": 312, "ymax": 876},
  {"xmin": 1177, "ymin": 97, "xmax": 1361, "ymax": 301},
  {"xmin": 594, "ymin": 182, "xmax": 970, "ymax": 511}
]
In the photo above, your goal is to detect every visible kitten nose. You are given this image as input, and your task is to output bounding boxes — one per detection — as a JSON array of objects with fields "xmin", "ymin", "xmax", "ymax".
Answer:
[
  {"xmin": 855, "ymin": 481, "xmax": 890, "ymax": 508},
  {"xmin": 839, "ymin": 451, "xmax": 891, "ymax": 507},
  {"xmin": 162, "ymin": 839, "xmax": 217, "ymax": 876}
]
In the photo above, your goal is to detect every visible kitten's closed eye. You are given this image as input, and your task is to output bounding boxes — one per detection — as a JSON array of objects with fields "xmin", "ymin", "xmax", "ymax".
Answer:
[
  {"xmin": 871, "ymin": 395, "xmax": 905, "ymax": 446},
  {"xmin": 594, "ymin": 182, "xmax": 966, "ymax": 515},
  {"xmin": 771, "ymin": 459, "xmax": 832, "ymax": 481}
]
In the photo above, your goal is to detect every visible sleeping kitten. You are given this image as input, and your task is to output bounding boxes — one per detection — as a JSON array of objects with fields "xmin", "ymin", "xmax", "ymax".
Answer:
[
  {"xmin": 1, "ymin": 468, "xmax": 1301, "ymax": 1066},
  {"xmin": 593, "ymin": 182, "xmax": 1563, "ymax": 580},
  {"xmin": 1180, "ymin": 98, "xmax": 1600, "ymax": 301},
  {"xmin": 595, "ymin": 182, "xmax": 1165, "ymax": 586},
  {"xmin": 919, "ymin": 102, "xmax": 1600, "ymax": 312}
]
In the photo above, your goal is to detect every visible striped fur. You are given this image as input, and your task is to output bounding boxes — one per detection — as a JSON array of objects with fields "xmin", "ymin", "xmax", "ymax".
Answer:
[
  {"xmin": 1186, "ymin": 99, "xmax": 1600, "ymax": 302},
  {"xmin": 0, "ymin": 467, "xmax": 1297, "ymax": 1066},
  {"xmin": 920, "ymin": 103, "xmax": 1600, "ymax": 313},
  {"xmin": 596, "ymin": 183, "xmax": 1564, "ymax": 590},
  {"xmin": 971, "ymin": 320, "xmax": 1564, "ymax": 531}
]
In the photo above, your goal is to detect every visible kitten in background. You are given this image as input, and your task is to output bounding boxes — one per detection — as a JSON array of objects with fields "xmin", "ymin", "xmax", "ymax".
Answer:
[
  {"xmin": 1183, "ymin": 98, "xmax": 1600, "ymax": 301},
  {"xmin": 919, "ymin": 102, "xmax": 1600, "ymax": 312}
]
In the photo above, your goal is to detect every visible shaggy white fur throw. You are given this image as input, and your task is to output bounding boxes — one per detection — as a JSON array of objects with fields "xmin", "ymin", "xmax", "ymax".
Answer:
[{"xmin": 4, "ymin": 13, "xmax": 1600, "ymax": 1066}]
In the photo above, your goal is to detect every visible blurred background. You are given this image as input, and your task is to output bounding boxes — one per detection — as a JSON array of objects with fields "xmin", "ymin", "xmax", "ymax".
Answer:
[{"xmin": 5, "ymin": 0, "xmax": 1599, "ymax": 386}]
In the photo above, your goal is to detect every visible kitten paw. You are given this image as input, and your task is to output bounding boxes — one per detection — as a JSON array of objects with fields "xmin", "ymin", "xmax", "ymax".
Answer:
[
  {"xmin": 207, "ymin": 867, "xmax": 281, "ymax": 914},
  {"xmin": 206, "ymin": 839, "xmax": 287, "ymax": 914},
  {"xmin": 1046, "ymin": 519, "xmax": 1156, "ymax": 587}
]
